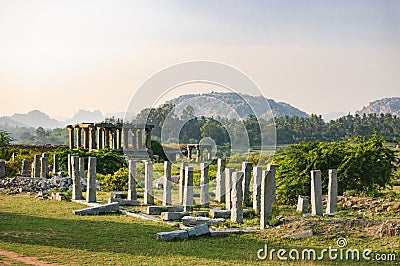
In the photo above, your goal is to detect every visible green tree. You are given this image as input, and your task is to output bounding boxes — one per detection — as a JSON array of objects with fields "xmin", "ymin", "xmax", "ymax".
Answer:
[{"xmin": 0, "ymin": 130, "xmax": 13, "ymax": 159}]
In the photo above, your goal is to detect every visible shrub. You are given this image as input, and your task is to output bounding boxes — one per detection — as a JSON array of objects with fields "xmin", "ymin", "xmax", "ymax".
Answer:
[{"xmin": 102, "ymin": 167, "xmax": 129, "ymax": 191}]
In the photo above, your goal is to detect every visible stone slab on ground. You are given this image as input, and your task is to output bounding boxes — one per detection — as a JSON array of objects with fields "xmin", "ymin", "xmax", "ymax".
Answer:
[
  {"xmin": 108, "ymin": 197, "xmax": 140, "ymax": 206},
  {"xmin": 147, "ymin": 205, "xmax": 184, "ymax": 215},
  {"xmin": 209, "ymin": 209, "xmax": 231, "ymax": 218},
  {"xmin": 285, "ymin": 229, "xmax": 313, "ymax": 239},
  {"xmin": 157, "ymin": 230, "xmax": 189, "ymax": 241},
  {"xmin": 120, "ymin": 210, "xmax": 163, "ymax": 223},
  {"xmin": 209, "ymin": 227, "xmax": 258, "ymax": 236},
  {"xmin": 160, "ymin": 211, "xmax": 187, "ymax": 221},
  {"xmin": 182, "ymin": 216, "xmax": 224, "ymax": 226},
  {"xmin": 187, "ymin": 224, "xmax": 210, "ymax": 237},
  {"xmin": 194, "ymin": 211, "xmax": 209, "ymax": 217},
  {"xmin": 73, "ymin": 202, "xmax": 119, "ymax": 215}
]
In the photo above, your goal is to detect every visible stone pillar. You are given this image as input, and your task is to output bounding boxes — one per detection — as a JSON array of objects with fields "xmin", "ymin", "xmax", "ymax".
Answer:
[
  {"xmin": 112, "ymin": 130, "xmax": 118, "ymax": 150},
  {"xmin": 267, "ymin": 164, "xmax": 277, "ymax": 204},
  {"xmin": 0, "ymin": 160, "xmax": 5, "ymax": 178},
  {"xmin": 122, "ymin": 128, "xmax": 129, "ymax": 150},
  {"xmin": 183, "ymin": 166, "xmax": 194, "ymax": 211},
  {"xmin": 67, "ymin": 154, "xmax": 72, "ymax": 177},
  {"xmin": 21, "ymin": 159, "xmax": 30, "ymax": 177},
  {"xmin": 71, "ymin": 156, "xmax": 83, "ymax": 200},
  {"xmin": 128, "ymin": 160, "xmax": 137, "ymax": 200},
  {"xmin": 83, "ymin": 128, "xmax": 89, "ymax": 149},
  {"xmin": 79, "ymin": 157, "xmax": 85, "ymax": 179},
  {"xmin": 33, "ymin": 154, "xmax": 41, "ymax": 178},
  {"xmin": 179, "ymin": 162, "xmax": 188, "ymax": 204},
  {"xmin": 253, "ymin": 166, "xmax": 263, "ymax": 212},
  {"xmin": 137, "ymin": 128, "xmax": 143, "ymax": 150},
  {"xmin": 215, "ymin": 158, "xmax": 226, "ymax": 203},
  {"xmin": 68, "ymin": 127, "xmax": 75, "ymax": 149},
  {"xmin": 131, "ymin": 128, "xmax": 137, "ymax": 150},
  {"xmin": 116, "ymin": 129, "xmax": 121, "ymax": 149},
  {"xmin": 260, "ymin": 170, "xmax": 275, "ymax": 229},
  {"xmin": 52, "ymin": 154, "xmax": 59, "ymax": 174},
  {"xmin": 297, "ymin": 195, "xmax": 309, "ymax": 213},
  {"xmin": 225, "ymin": 168, "xmax": 234, "ymax": 210},
  {"xmin": 163, "ymin": 161, "xmax": 172, "ymax": 206},
  {"xmin": 86, "ymin": 157, "xmax": 97, "ymax": 203},
  {"xmin": 242, "ymin": 162, "xmax": 252, "ymax": 204},
  {"xmin": 231, "ymin": 171, "xmax": 244, "ymax": 224},
  {"xmin": 145, "ymin": 128, "xmax": 151, "ymax": 149},
  {"xmin": 76, "ymin": 127, "xmax": 82, "ymax": 148},
  {"xmin": 104, "ymin": 128, "xmax": 109, "ymax": 148},
  {"xmin": 144, "ymin": 161, "xmax": 154, "ymax": 205},
  {"xmin": 89, "ymin": 127, "xmax": 96, "ymax": 151},
  {"xmin": 311, "ymin": 170, "xmax": 323, "ymax": 216},
  {"xmin": 97, "ymin": 127, "xmax": 103, "ymax": 149},
  {"xmin": 327, "ymin": 169, "xmax": 338, "ymax": 214},
  {"xmin": 200, "ymin": 162, "xmax": 209, "ymax": 207}
]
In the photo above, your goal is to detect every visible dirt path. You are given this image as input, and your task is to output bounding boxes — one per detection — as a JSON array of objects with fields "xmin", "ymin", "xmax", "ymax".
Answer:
[{"xmin": 0, "ymin": 249, "xmax": 58, "ymax": 266}]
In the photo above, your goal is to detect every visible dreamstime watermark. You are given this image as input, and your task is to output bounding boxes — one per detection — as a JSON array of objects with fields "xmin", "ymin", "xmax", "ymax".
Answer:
[{"xmin": 257, "ymin": 237, "xmax": 397, "ymax": 262}]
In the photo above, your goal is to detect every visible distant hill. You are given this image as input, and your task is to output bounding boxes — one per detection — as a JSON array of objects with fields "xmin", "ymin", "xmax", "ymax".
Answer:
[
  {"xmin": 356, "ymin": 97, "xmax": 400, "ymax": 117},
  {"xmin": 64, "ymin": 110, "xmax": 104, "ymax": 125},
  {"xmin": 0, "ymin": 116, "xmax": 28, "ymax": 127},
  {"xmin": 167, "ymin": 92, "xmax": 308, "ymax": 118},
  {"xmin": 10, "ymin": 110, "xmax": 61, "ymax": 129}
]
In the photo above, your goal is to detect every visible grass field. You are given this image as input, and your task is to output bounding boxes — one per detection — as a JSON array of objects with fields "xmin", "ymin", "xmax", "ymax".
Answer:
[{"xmin": 0, "ymin": 193, "xmax": 399, "ymax": 265}]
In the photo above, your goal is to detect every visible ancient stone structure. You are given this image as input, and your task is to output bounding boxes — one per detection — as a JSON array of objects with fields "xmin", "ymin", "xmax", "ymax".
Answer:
[
  {"xmin": 163, "ymin": 161, "xmax": 172, "ymax": 206},
  {"xmin": 71, "ymin": 156, "xmax": 83, "ymax": 200},
  {"xmin": 0, "ymin": 160, "xmax": 5, "ymax": 178},
  {"xmin": 215, "ymin": 158, "xmax": 226, "ymax": 203},
  {"xmin": 79, "ymin": 157, "xmax": 85, "ymax": 179},
  {"xmin": 253, "ymin": 166, "xmax": 263, "ymax": 211},
  {"xmin": 179, "ymin": 162, "xmax": 188, "ymax": 204},
  {"xmin": 32, "ymin": 154, "xmax": 41, "ymax": 178},
  {"xmin": 327, "ymin": 169, "xmax": 338, "ymax": 214},
  {"xmin": 225, "ymin": 168, "xmax": 234, "ymax": 210},
  {"xmin": 21, "ymin": 159, "xmax": 30, "ymax": 177},
  {"xmin": 128, "ymin": 160, "xmax": 137, "ymax": 200},
  {"xmin": 52, "ymin": 154, "xmax": 59, "ymax": 173},
  {"xmin": 183, "ymin": 166, "xmax": 194, "ymax": 211},
  {"xmin": 267, "ymin": 164, "xmax": 277, "ymax": 204},
  {"xmin": 231, "ymin": 171, "xmax": 244, "ymax": 224},
  {"xmin": 67, "ymin": 123, "xmax": 153, "ymax": 158},
  {"xmin": 242, "ymin": 162, "xmax": 252, "ymax": 203},
  {"xmin": 260, "ymin": 170, "xmax": 275, "ymax": 229},
  {"xmin": 297, "ymin": 195, "xmax": 309, "ymax": 213},
  {"xmin": 86, "ymin": 157, "xmax": 97, "ymax": 203},
  {"xmin": 144, "ymin": 161, "xmax": 154, "ymax": 205},
  {"xmin": 186, "ymin": 144, "xmax": 213, "ymax": 161},
  {"xmin": 40, "ymin": 157, "xmax": 48, "ymax": 178},
  {"xmin": 200, "ymin": 162, "xmax": 209, "ymax": 207},
  {"xmin": 310, "ymin": 170, "xmax": 323, "ymax": 215}
]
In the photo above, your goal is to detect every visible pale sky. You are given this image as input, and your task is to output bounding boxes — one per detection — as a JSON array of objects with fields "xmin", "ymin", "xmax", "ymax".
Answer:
[{"xmin": 0, "ymin": 0, "xmax": 399, "ymax": 118}]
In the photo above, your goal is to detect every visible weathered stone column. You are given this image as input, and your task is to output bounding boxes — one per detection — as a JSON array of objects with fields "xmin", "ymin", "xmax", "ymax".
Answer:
[
  {"xmin": 67, "ymin": 154, "xmax": 72, "ymax": 177},
  {"xmin": 71, "ymin": 156, "xmax": 83, "ymax": 200},
  {"xmin": 0, "ymin": 160, "xmax": 5, "ymax": 178},
  {"xmin": 260, "ymin": 170, "xmax": 275, "ymax": 229},
  {"xmin": 83, "ymin": 128, "xmax": 89, "ymax": 149},
  {"xmin": 33, "ymin": 154, "xmax": 41, "ymax": 178},
  {"xmin": 183, "ymin": 166, "xmax": 194, "ymax": 211},
  {"xmin": 86, "ymin": 157, "xmax": 97, "ymax": 203},
  {"xmin": 327, "ymin": 169, "xmax": 338, "ymax": 214},
  {"xmin": 225, "ymin": 168, "xmax": 234, "ymax": 210},
  {"xmin": 311, "ymin": 170, "xmax": 323, "ymax": 216},
  {"xmin": 89, "ymin": 127, "xmax": 96, "ymax": 151},
  {"xmin": 163, "ymin": 161, "xmax": 172, "ymax": 206},
  {"xmin": 52, "ymin": 154, "xmax": 59, "ymax": 173},
  {"xmin": 242, "ymin": 162, "xmax": 253, "ymax": 204},
  {"xmin": 267, "ymin": 164, "xmax": 277, "ymax": 204},
  {"xmin": 127, "ymin": 160, "xmax": 137, "ymax": 200},
  {"xmin": 104, "ymin": 128, "xmax": 109, "ymax": 148},
  {"xmin": 116, "ymin": 129, "xmax": 121, "ymax": 149},
  {"xmin": 297, "ymin": 195, "xmax": 309, "ymax": 213},
  {"xmin": 97, "ymin": 127, "xmax": 103, "ymax": 149},
  {"xmin": 253, "ymin": 166, "xmax": 263, "ymax": 212},
  {"xmin": 179, "ymin": 161, "xmax": 188, "ymax": 204},
  {"xmin": 76, "ymin": 127, "xmax": 82, "ymax": 148},
  {"xmin": 145, "ymin": 128, "xmax": 151, "ymax": 149},
  {"xmin": 79, "ymin": 157, "xmax": 85, "ymax": 179},
  {"xmin": 231, "ymin": 171, "xmax": 244, "ymax": 224},
  {"xmin": 112, "ymin": 130, "xmax": 118, "ymax": 150},
  {"xmin": 144, "ymin": 161, "xmax": 154, "ymax": 205},
  {"xmin": 68, "ymin": 127, "xmax": 75, "ymax": 149},
  {"xmin": 131, "ymin": 128, "xmax": 137, "ymax": 150},
  {"xmin": 137, "ymin": 128, "xmax": 143, "ymax": 150},
  {"xmin": 215, "ymin": 158, "xmax": 226, "ymax": 203},
  {"xmin": 200, "ymin": 162, "xmax": 209, "ymax": 207},
  {"xmin": 21, "ymin": 159, "xmax": 30, "ymax": 177},
  {"xmin": 122, "ymin": 128, "xmax": 129, "ymax": 149}
]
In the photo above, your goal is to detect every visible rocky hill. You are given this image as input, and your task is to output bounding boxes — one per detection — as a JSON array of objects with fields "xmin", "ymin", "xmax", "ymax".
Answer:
[
  {"xmin": 356, "ymin": 97, "xmax": 400, "ymax": 117},
  {"xmin": 167, "ymin": 92, "xmax": 308, "ymax": 119}
]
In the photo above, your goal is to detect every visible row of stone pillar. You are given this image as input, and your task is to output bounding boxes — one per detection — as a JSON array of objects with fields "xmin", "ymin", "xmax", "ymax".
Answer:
[
  {"xmin": 187, "ymin": 146, "xmax": 212, "ymax": 162},
  {"xmin": 71, "ymin": 155, "xmax": 97, "ymax": 203},
  {"xmin": 297, "ymin": 169, "xmax": 337, "ymax": 215},
  {"xmin": 68, "ymin": 126, "xmax": 151, "ymax": 151}
]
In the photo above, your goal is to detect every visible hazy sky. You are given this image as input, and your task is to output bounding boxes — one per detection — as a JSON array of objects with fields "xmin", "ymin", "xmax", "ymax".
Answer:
[{"xmin": 0, "ymin": 0, "xmax": 399, "ymax": 118}]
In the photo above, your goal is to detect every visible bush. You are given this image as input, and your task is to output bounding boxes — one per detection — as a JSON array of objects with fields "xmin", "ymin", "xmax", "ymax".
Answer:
[{"xmin": 102, "ymin": 167, "xmax": 129, "ymax": 191}]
